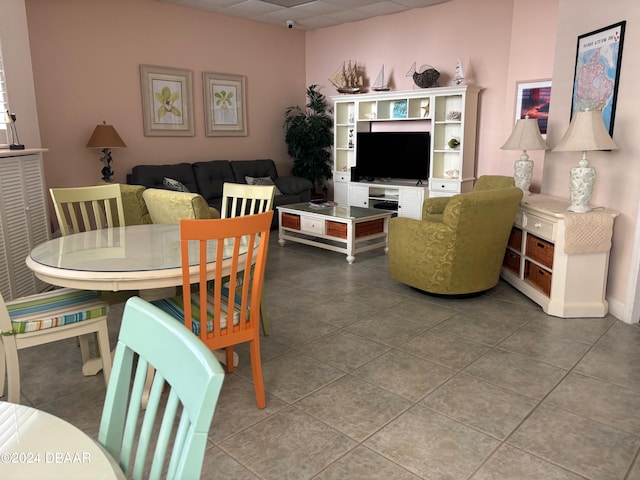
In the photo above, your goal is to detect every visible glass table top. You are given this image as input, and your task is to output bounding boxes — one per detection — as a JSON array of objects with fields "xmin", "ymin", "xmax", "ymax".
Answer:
[
  {"xmin": 277, "ymin": 203, "xmax": 392, "ymax": 219},
  {"xmin": 29, "ymin": 224, "xmax": 245, "ymax": 273}
]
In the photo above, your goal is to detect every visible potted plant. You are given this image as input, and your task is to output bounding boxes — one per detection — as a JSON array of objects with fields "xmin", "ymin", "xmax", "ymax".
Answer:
[{"xmin": 284, "ymin": 84, "xmax": 333, "ymax": 196}]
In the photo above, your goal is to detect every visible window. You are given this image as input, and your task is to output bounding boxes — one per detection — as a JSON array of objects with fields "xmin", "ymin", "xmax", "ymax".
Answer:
[{"xmin": 0, "ymin": 39, "xmax": 9, "ymax": 146}]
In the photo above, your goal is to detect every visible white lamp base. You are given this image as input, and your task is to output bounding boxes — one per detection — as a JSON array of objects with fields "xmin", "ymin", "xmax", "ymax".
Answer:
[
  {"xmin": 514, "ymin": 156, "xmax": 533, "ymax": 195},
  {"xmin": 568, "ymin": 164, "xmax": 595, "ymax": 213}
]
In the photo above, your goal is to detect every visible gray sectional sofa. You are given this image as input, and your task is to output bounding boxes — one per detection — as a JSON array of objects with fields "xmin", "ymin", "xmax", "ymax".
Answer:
[{"xmin": 128, "ymin": 159, "xmax": 313, "ymax": 227}]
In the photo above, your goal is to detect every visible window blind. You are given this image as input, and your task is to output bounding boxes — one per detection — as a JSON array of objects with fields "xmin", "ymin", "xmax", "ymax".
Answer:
[{"xmin": 0, "ymin": 40, "xmax": 9, "ymax": 146}]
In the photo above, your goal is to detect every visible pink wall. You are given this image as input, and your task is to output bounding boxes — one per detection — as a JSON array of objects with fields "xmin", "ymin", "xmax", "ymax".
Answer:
[
  {"xmin": 305, "ymin": 0, "xmax": 557, "ymax": 188},
  {"xmin": 25, "ymin": 0, "xmax": 307, "ymax": 188}
]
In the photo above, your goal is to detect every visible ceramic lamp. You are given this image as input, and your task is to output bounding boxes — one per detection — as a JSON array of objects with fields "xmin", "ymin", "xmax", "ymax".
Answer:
[
  {"xmin": 553, "ymin": 109, "xmax": 618, "ymax": 213},
  {"xmin": 501, "ymin": 117, "xmax": 548, "ymax": 195},
  {"xmin": 86, "ymin": 122, "xmax": 126, "ymax": 182}
]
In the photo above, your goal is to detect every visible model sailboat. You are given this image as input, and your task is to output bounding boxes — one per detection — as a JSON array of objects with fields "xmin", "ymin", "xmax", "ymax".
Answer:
[
  {"xmin": 329, "ymin": 60, "xmax": 363, "ymax": 94},
  {"xmin": 372, "ymin": 65, "xmax": 389, "ymax": 91}
]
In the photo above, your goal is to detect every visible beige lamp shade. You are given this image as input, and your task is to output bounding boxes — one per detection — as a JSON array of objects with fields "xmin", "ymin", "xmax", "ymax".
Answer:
[
  {"xmin": 553, "ymin": 110, "xmax": 618, "ymax": 152},
  {"xmin": 501, "ymin": 117, "xmax": 548, "ymax": 151},
  {"xmin": 86, "ymin": 123, "xmax": 126, "ymax": 149}
]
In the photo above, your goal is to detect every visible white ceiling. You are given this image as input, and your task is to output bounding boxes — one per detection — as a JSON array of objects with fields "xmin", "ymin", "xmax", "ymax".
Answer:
[{"xmin": 158, "ymin": 0, "xmax": 451, "ymax": 30}]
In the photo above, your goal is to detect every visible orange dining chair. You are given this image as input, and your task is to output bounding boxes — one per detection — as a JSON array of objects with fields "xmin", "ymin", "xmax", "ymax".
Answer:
[{"xmin": 153, "ymin": 211, "xmax": 273, "ymax": 408}]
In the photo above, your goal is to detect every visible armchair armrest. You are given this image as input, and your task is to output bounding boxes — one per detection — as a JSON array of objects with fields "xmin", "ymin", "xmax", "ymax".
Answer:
[
  {"xmin": 274, "ymin": 176, "xmax": 313, "ymax": 195},
  {"xmin": 142, "ymin": 188, "xmax": 219, "ymax": 224},
  {"xmin": 423, "ymin": 197, "xmax": 451, "ymax": 220}
]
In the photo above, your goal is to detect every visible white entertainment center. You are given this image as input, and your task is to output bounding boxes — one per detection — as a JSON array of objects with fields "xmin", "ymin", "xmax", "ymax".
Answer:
[{"xmin": 332, "ymin": 86, "xmax": 481, "ymax": 219}]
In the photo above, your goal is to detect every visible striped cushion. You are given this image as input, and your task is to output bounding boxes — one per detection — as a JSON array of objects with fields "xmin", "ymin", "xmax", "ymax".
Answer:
[
  {"xmin": 6, "ymin": 288, "xmax": 108, "ymax": 334},
  {"xmin": 153, "ymin": 288, "xmax": 247, "ymax": 336}
]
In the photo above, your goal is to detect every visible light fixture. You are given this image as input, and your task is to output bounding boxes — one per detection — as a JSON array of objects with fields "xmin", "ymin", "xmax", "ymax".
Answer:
[
  {"xmin": 500, "ymin": 116, "xmax": 548, "ymax": 195},
  {"xmin": 553, "ymin": 109, "xmax": 618, "ymax": 213},
  {"xmin": 86, "ymin": 121, "xmax": 126, "ymax": 182}
]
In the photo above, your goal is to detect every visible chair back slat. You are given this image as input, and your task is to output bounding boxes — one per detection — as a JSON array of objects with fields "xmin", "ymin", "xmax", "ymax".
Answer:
[
  {"xmin": 99, "ymin": 297, "xmax": 225, "ymax": 480},
  {"xmin": 50, "ymin": 184, "xmax": 126, "ymax": 235}
]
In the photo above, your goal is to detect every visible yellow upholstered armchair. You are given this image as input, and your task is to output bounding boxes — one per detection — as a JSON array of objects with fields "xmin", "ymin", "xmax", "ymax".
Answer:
[
  {"xmin": 388, "ymin": 176, "xmax": 523, "ymax": 295},
  {"xmin": 142, "ymin": 188, "xmax": 220, "ymax": 224}
]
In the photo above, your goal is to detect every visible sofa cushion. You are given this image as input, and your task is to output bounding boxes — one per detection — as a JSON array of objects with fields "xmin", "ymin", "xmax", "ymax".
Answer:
[
  {"xmin": 193, "ymin": 160, "xmax": 236, "ymax": 205},
  {"xmin": 130, "ymin": 163, "xmax": 198, "ymax": 193},
  {"xmin": 119, "ymin": 184, "xmax": 151, "ymax": 225},
  {"xmin": 230, "ymin": 159, "xmax": 279, "ymax": 182}
]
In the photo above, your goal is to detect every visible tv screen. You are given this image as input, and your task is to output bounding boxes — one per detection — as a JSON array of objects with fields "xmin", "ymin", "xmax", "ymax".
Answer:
[{"xmin": 355, "ymin": 131, "xmax": 430, "ymax": 181}]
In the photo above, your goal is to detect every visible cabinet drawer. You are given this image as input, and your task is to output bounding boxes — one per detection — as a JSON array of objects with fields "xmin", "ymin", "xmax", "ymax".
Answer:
[
  {"xmin": 281, "ymin": 213, "xmax": 300, "ymax": 230},
  {"xmin": 503, "ymin": 250, "xmax": 521, "ymax": 274},
  {"xmin": 514, "ymin": 209, "xmax": 524, "ymax": 228},
  {"xmin": 526, "ymin": 234, "xmax": 554, "ymax": 269},
  {"xmin": 356, "ymin": 218, "xmax": 385, "ymax": 237},
  {"xmin": 430, "ymin": 179, "xmax": 458, "ymax": 193},
  {"xmin": 326, "ymin": 221, "xmax": 347, "ymax": 239},
  {"xmin": 524, "ymin": 213, "xmax": 555, "ymax": 241},
  {"xmin": 508, "ymin": 227, "xmax": 523, "ymax": 251},
  {"xmin": 334, "ymin": 172, "xmax": 350, "ymax": 183},
  {"xmin": 525, "ymin": 260, "xmax": 552, "ymax": 297},
  {"xmin": 301, "ymin": 216, "xmax": 324, "ymax": 235}
]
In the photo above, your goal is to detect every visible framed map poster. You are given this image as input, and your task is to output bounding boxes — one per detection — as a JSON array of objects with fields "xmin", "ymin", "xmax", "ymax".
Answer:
[{"xmin": 570, "ymin": 21, "xmax": 626, "ymax": 135}]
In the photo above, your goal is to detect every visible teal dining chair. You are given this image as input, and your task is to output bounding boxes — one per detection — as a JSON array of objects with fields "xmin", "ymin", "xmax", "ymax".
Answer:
[{"xmin": 98, "ymin": 296, "xmax": 225, "ymax": 480}]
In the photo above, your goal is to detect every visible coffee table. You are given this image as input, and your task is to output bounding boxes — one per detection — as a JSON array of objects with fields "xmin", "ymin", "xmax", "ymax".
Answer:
[{"xmin": 277, "ymin": 203, "xmax": 393, "ymax": 263}]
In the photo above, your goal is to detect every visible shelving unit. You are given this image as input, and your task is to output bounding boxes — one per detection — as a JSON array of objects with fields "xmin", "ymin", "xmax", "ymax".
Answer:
[
  {"xmin": 332, "ymin": 86, "xmax": 481, "ymax": 207},
  {"xmin": 501, "ymin": 194, "xmax": 617, "ymax": 318}
]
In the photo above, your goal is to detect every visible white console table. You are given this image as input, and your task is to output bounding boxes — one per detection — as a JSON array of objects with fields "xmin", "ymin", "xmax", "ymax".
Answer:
[{"xmin": 501, "ymin": 194, "xmax": 617, "ymax": 318}]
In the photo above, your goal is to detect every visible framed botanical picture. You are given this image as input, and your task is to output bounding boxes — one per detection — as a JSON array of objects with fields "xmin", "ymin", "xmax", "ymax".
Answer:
[
  {"xmin": 140, "ymin": 65, "xmax": 194, "ymax": 136},
  {"xmin": 515, "ymin": 80, "xmax": 552, "ymax": 136},
  {"xmin": 570, "ymin": 21, "xmax": 626, "ymax": 135},
  {"xmin": 203, "ymin": 72, "xmax": 247, "ymax": 136}
]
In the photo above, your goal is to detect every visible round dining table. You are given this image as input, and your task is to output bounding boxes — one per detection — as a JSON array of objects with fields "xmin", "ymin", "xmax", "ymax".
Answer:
[
  {"xmin": 26, "ymin": 223, "xmax": 248, "ymax": 295},
  {"xmin": 0, "ymin": 401, "xmax": 124, "ymax": 479},
  {"xmin": 26, "ymin": 224, "xmax": 248, "ymax": 371}
]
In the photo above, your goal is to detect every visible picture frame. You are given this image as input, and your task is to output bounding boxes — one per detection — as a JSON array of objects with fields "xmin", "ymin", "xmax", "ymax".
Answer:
[
  {"xmin": 203, "ymin": 72, "xmax": 247, "ymax": 136},
  {"xmin": 139, "ymin": 65, "xmax": 194, "ymax": 137},
  {"xmin": 515, "ymin": 80, "xmax": 552, "ymax": 136},
  {"xmin": 570, "ymin": 21, "xmax": 626, "ymax": 135},
  {"xmin": 391, "ymin": 100, "xmax": 408, "ymax": 119}
]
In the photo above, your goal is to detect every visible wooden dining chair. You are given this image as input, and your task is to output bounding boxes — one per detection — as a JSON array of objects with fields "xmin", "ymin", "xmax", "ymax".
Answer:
[
  {"xmin": 0, "ymin": 288, "xmax": 112, "ymax": 403},
  {"xmin": 153, "ymin": 211, "xmax": 273, "ymax": 408},
  {"xmin": 221, "ymin": 182, "xmax": 275, "ymax": 335},
  {"xmin": 50, "ymin": 184, "xmax": 131, "ymax": 371},
  {"xmin": 50, "ymin": 184, "xmax": 126, "ymax": 236},
  {"xmin": 98, "ymin": 296, "xmax": 225, "ymax": 479}
]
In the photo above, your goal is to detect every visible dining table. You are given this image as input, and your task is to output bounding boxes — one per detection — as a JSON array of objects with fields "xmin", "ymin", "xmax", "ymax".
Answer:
[
  {"xmin": 0, "ymin": 400, "xmax": 124, "ymax": 479},
  {"xmin": 26, "ymin": 223, "xmax": 249, "ymax": 371}
]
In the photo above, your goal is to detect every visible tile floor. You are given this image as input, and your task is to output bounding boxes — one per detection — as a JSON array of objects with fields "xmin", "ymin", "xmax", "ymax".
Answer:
[{"xmin": 9, "ymin": 235, "xmax": 640, "ymax": 479}]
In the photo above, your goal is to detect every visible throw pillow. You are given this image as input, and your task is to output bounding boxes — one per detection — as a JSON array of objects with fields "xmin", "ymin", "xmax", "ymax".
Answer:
[
  {"xmin": 245, "ymin": 176, "xmax": 282, "ymax": 195},
  {"xmin": 163, "ymin": 177, "xmax": 190, "ymax": 193}
]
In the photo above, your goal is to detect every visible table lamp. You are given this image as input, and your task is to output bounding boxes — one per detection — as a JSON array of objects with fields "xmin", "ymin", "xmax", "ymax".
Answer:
[
  {"xmin": 86, "ymin": 121, "xmax": 126, "ymax": 182},
  {"xmin": 553, "ymin": 109, "xmax": 618, "ymax": 212},
  {"xmin": 500, "ymin": 116, "xmax": 548, "ymax": 195}
]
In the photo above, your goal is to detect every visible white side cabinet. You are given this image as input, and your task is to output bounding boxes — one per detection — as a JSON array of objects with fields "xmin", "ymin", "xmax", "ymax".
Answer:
[
  {"xmin": 0, "ymin": 150, "xmax": 50, "ymax": 301},
  {"xmin": 501, "ymin": 194, "xmax": 617, "ymax": 318}
]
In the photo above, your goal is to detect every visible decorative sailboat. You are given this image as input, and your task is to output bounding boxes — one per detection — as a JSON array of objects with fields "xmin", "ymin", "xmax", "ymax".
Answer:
[
  {"xmin": 372, "ymin": 65, "xmax": 389, "ymax": 91},
  {"xmin": 454, "ymin": 58, "xmax": 465, "ymax": 85},
  {"xmin": 329, "ymin": 60, "xmax": 364, "ymax": 94}
]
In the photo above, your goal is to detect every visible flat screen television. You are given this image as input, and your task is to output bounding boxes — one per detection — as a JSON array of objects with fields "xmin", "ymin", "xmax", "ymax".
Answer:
[{"xmin": 355, "ymin": 131, "xmax": 430, "ymax": 182}]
